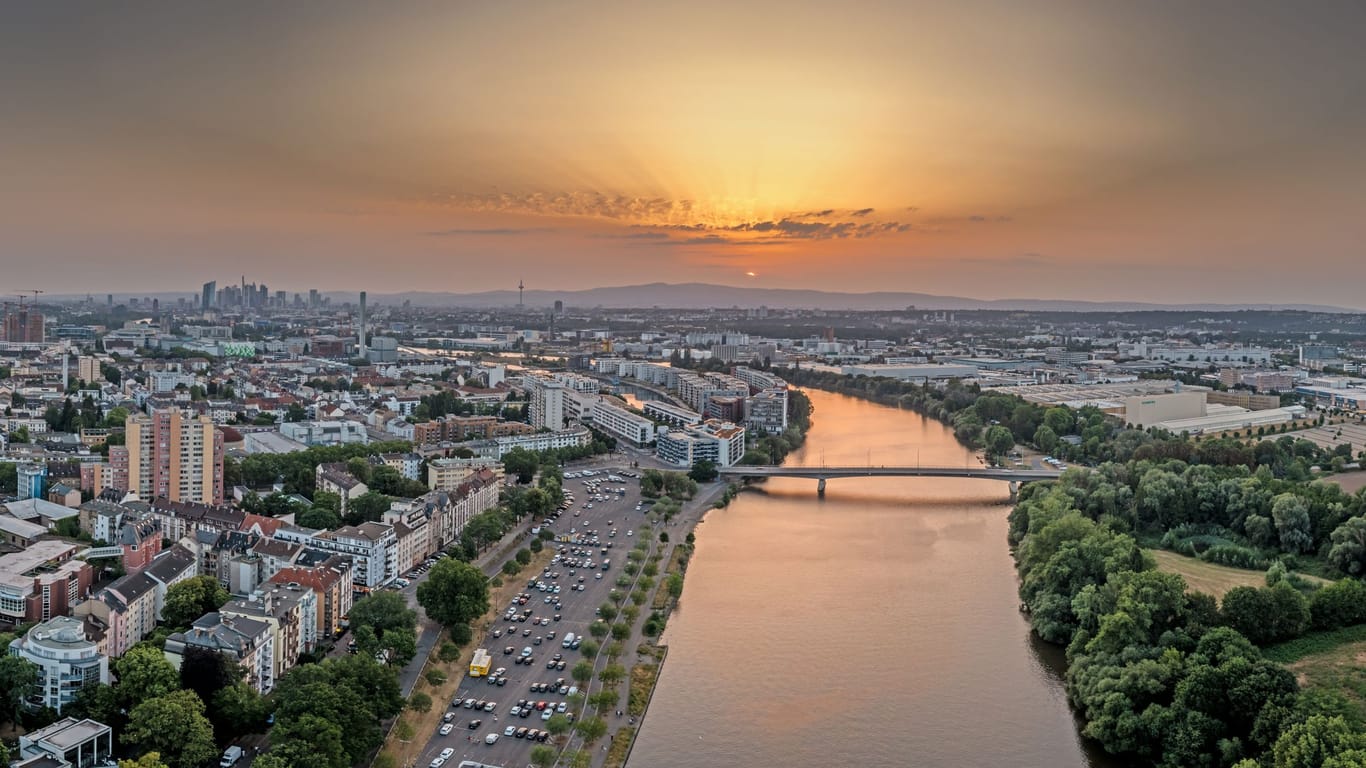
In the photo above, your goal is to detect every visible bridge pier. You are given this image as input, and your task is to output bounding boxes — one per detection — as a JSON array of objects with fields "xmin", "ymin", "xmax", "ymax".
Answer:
[
  {"xmin": 817, "ymin": 478, "xmax": 826, "ymax": 496},
  {"xmin": 1008, "ymin": 481, "xmax": 1019, "ymax": 502}
]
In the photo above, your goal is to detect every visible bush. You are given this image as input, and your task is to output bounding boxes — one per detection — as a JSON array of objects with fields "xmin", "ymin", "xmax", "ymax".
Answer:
[
  {"xmin": 425, "ymin": 669, "xmax": 447, "ymax": 686},
  {"xmin": 501, "ymin": 560, "xmax": 520, "ymax": 576},
  {"xmin": 408, "ymin": 692, "xmax": 432, "ymax": 712},
  {"xmin": 1310, "ymin": 579, "xmax": 1366, "ymax": 630},
  {"xmin": 516, "ymin": 548, "xmax": 532, "ymax": 566},
  {"xmin": 438, "ymin": 641, "xmax": 463, "ymax": 662},
  {"xmin": 530, "ymin": 538, "xmax": 543, "ymax": 553}
]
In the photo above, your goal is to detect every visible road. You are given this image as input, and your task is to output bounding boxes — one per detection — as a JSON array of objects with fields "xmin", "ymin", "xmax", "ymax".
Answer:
[{"xmin": 413, "ymin": 457, "xmax": 658, "ymax": 768}]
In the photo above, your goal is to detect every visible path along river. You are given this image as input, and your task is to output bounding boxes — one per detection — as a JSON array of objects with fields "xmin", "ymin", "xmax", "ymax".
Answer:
[{"xmin": 628, "ymin": 389, "xmax": 1122, "ymax": 768}]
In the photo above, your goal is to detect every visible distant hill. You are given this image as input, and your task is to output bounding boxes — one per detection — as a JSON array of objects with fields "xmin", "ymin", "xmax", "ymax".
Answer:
[
  {"xmin": 333, "ymin": 283, "xmax": 1362, "ymax": 313},
  {"xmin": 46, "ymin": 283, "xmax": 1362, "ymax": 313}
]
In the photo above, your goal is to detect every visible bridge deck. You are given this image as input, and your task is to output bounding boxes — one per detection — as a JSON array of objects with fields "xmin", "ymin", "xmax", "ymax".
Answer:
[{"xmin": 717, "ymin": 466, "xmax": 1062, "ymax": 481}]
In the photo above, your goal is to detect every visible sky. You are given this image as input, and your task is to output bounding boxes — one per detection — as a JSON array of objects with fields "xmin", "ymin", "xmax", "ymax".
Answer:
[{"xmin": 3, "ymin": 1, "xmax": 1365, "ymax": 306}]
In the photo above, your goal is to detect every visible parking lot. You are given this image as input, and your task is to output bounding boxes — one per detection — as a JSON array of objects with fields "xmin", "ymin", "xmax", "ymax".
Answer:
[
  {"xmin": 1282, "ymin": 421, "xmax": 1366, "ymax": 454},
  {"xmin": 416, "ymin": 461, "xmax": 650, "ymax": 768}
]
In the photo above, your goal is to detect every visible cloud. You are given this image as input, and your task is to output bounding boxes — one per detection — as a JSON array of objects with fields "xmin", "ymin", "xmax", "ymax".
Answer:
[
  {"xmin": 723, "ymin": 218, "xmax": 911, "ymax": 239},
  {"xmin": 590, "ymin": 231, "xmax": 671, "ymax": 240},
  {"xmin": 793, "ymin": 209, "xmax": 836, "ymax": 218},
  {"xmin": 425, "ymin": 227, "xmax": 557, "ymax": 236},
  {"xmin": 443, "ymin": 191, "xmax": 693, "ymax": 222},
  {"xmin": 850, "ymin": 207, "xmax": 875, "ymax": 216}
]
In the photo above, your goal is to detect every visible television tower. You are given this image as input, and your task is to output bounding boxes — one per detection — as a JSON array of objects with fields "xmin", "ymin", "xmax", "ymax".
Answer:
[{"xmin": 518, "ymin": 280, "xmax": 524, "ymax": 307}]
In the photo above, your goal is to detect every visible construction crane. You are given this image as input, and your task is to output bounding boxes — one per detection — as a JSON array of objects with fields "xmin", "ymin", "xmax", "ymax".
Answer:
[{"xmin": 14, "ymin": 289, "xmax": 44, "ymax": 307}]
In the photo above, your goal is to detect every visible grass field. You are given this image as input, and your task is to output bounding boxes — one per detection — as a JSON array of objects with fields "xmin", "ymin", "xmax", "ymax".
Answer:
[
  {"xmin": 1147, "ymin": 549, "xmax": 1272, "ymax": 600},
  {"xmin": 1284, "ymin": 638, "xmax": 1366, "ymax": 722}
]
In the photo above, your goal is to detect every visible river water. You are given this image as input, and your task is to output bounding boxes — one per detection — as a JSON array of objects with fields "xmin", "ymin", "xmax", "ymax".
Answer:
[{"xmin": 629, "ymin": 390, "xmax": 1119, "ymax": 768}]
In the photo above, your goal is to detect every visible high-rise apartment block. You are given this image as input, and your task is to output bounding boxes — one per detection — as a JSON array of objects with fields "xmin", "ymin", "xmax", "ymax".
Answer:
[
  {"xmin": 111, "ymin": 409, "xmax": 224, "ymax": 505},
  {"xmin": 526, "ymin": 375, "xmax": 566, "ymax": 431}
]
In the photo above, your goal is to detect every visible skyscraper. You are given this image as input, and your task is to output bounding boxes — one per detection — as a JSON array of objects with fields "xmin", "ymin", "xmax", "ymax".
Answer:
[
  {"xmin": 202, "ymin": 281, "xmax": 216, "ymax": 311},
  {"xmin": 112, "ymin": 409, "xmax": 225, "ymax": 505}
]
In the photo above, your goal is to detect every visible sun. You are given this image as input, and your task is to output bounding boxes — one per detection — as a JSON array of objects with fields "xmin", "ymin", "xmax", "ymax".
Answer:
[{"xmin": 746, "ymin": 271, "xmax": 758, "ymax": 278}]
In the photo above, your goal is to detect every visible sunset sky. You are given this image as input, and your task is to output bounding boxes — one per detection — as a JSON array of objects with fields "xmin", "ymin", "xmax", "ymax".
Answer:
[{"xmin": 3, "ymin": 1, "xmax": 1365, "ymax": 305}]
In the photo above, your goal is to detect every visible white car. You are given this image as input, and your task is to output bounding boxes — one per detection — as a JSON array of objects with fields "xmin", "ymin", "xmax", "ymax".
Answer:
[
  {"xmin": 485, "ymin": 733, "xmax": 499, "ymax": 745},
  {"xmin": 627, "ymin": 530, "xmax": 633, "ymax": 536},
  {"xmin": 556, "ymin": 702, "xmax": 568, "ymax": 713},
  {"xmin": 439, "ymin": 724, "xmax": 454, "ymax": 736},
  {"xmin": 430, "ymin": 759, "xmax": 445, "ymax": 768},
  {"xmin": 542, "ymin": 708, "xmax": 553, "ymax": 720},
  {"xmin": 504, "ymin": 725, "xmax": 516, "ymax": 736},
  {"xmin": 440, "ymin": 749, "xmax": 455, "ymax": 760}
]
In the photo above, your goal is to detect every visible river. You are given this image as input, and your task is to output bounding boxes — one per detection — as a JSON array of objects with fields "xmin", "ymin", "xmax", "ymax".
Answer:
[{"xmin": 629, "ymin": 389, "xmax": 1120, "ymax": 768}]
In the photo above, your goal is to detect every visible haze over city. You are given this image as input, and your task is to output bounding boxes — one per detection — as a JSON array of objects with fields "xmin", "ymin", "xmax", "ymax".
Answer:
[{"xmin": 3, "ymin": 1, "xmax": 1365, "ymax": 305}]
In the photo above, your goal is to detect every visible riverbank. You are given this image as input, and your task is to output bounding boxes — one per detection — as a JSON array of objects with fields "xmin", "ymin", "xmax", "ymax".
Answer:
[{"xmin": 614, "ymin": 479, "xmax": 720, "ymax": 768}]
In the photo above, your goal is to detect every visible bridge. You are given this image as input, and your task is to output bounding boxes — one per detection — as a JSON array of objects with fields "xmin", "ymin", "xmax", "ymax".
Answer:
[{"xmin": 717, "ymin": 465, "xmax": 1063, "ymax": 496}]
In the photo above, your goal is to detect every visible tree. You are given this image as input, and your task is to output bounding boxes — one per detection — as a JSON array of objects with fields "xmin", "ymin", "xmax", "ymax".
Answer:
[
  {"xmin": 1271, "ymin": 493, "xmax": 1314, "ymax": 553},
  {"xmin": 179, "ymin": 646, "xmax": 241, "ymax": 706},
  {"xmin": 349, "ymin": 590, "xmax": 417, "ymax": 638},
  {"xmin": 589, "ymin": 688, "xmax": 620, "ymax": 712},
  {"xmin": 502, "ymin": 448, "xmax": 539, "ymax": 483},
  {"xmin": 248, "ymin": 756, "xmax": 290, "ymax": 768},
  {"xmin": 285, "ymin": 403, "xmax": 308, "ymax": 422},
  {"xmin": 1220, "ymin": 584, "xmax": 1309, "ymax": 645},
  {"xmin": 122, "ymin": 690, "xmax": 219, "ymax": 768},
  {"xmin": 688, "ymin": 459, "xmax": 718, "ymax": 483},
  {"xmin": 417, "ymin": 558, "xmax": 490, "ymax": 629},
  {"xmin": 211, "ymin": 682, "xmax": 268, "ymax": 741},
  {"xmin": 0, "ymin": 655, "xmax": 38, "ymax": 726},
  {"xmin": 571, "ymin": 661, "xmax": 595, "ymax": 685},
  {"xmin": 119, "ymin": 754, "xmax": 170, "ymax": 768},
  {"xmin": 162, "ymin": 575, "xmax": 231, "ymax": 629},
  {"xmin": 530, "ymin": 745, "xmax": 557, "ymax": 768},
  {"xmin": 575, "ymin": 715, "xmax": 608, "ymax": 745},
  {"xmin": 546, "ymin": 712, "xmax": 571, "ymax": 736},
  {"xmin": 114, "ymin": 644, "xmax": 181, "ymax": 710},
  {"xmin": 984, "ymin": 425, "xmax": 1015, "ymax": 458},
  {"xmin": 1327, "ymin": 516, "xmax": 1366, "ymax": 575},
  {"xmin": 346, "ymin": 491, "xmax": 392, "ymax": 525},
  {"xmin": 297, "ymin": 505, "xmax": 341, "ymax": 530},
  {"xmin": 599, "ymin": 664, "xmax": 626, "ymax": 686},
  {"xmin": 1272, "ymin": 715, "xmax": 1366, "ymax": 768}
]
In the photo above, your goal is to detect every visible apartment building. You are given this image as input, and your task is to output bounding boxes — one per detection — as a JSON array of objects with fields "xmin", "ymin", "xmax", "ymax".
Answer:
[
  {"xmin": 8, "ymin": 616, "xmax": 109, "ymax": 713},
  {"xmin": 268, "ymin": 557, "xmax": 353, "ymax": 638},
  {"xmin": 588, "ymin": 399, "xmax": 654, "ymax": 445},
  {"xmin": 164, "ymin": 612, "xmax": 276, "ymax": 694},
  {"xmin": 656, "ymin": 420, "xmax": 747, "ymax": 468},
  {"xmin": 113, "ymin": 409, "xmax": 224, "ymax": 505},
  {"xmin": 144, "ymin": 498, "xmax": 245, "ymax": 544},
  {"xmin": 526, "ymin": 375, "xmax": 566, "ymax": 431},
  {"xmin": 746, "ymin": 388, "xmax": 789, "ymax": 433},
  {"xmin": 275, "ymin": 521, "xmax": 398, "ymax": 589}
]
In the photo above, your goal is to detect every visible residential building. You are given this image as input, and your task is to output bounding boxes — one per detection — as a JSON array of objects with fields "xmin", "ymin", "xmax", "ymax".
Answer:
[
  {"xmin": 8, "ymin": 616, "xmax": 109, "ymax": 713},
  {"xmin": 315, "ymin": 464, "xmax": 369, "ymax": 517},
  {"xmin": 17, "ymin": 462, "xmax": 46, "ymax": 501},
  {"xmin": 74, "ymin": 571, "xmax": 158, "ymax": 658},
  {"xmin": 526, "ymin": 375, "xmax": 566, "ymax": 431},
  {"xmin": 267, "ymin": 557, "xmax": 353, "ymax": 638},
  {"xmin": 117, "ymin": 518, "xmax": 163, "ymax": 574},
  {"xmin": 116, "ymin": 408, "xmax": 225, "ymax": 505},
  {"xmin": 656, "ymin": 420, "xmax": 747, "ymax": 468},
  {"xmin": 144, "ymin": 498, "xmax": 244, "ymax": 543},
  {"xmin": 641, "ymin": 400, "xmax": 703, "ymax": 428},
  {"xmin": 164, "ymin": 612, "xmax": 276, "ymax": 694},
  {"xmin": 379, "ymin": 452, "xmax": 423, "ymax": 481},
  {"xmin": 275, "ymin": 521, "xmax": 398, "ymax": 589},
  {"xmin": 589, "ymin": 399, "xmax": 654, "ymax": 445},
  {"xmin": 465, "ymin": 426, "xmax": 593, "ymax": 459},
  {"xmin": 746, "ymin": 388, "xmax": 789, "ymax": 433}
]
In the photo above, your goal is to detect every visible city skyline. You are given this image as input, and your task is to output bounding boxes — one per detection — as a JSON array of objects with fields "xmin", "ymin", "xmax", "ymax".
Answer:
[{"xmin": 4, "ymin": 2, "xmax": 1366, "ymax": 306}]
